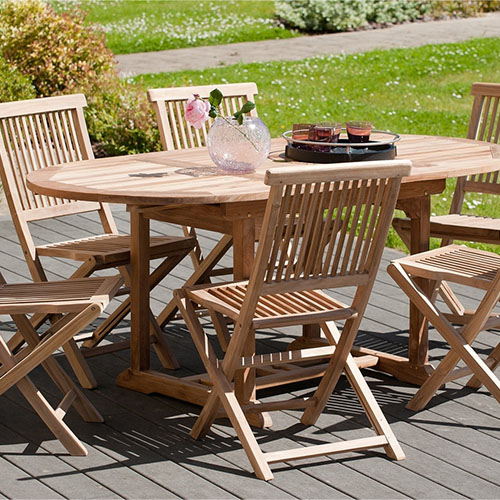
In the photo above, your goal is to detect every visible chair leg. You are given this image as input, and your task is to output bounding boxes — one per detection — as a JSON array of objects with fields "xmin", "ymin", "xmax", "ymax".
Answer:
[
  {"xmin": 209, "ymin": 310, "xmax": 231, "ymax": 351},
  {"xmin": 9, "ymin": 313, "xmax": 103, "ymax": 423},
  {"xmin": 467, "ymin": 342, "xmax": 500, "ymax": 388},
  {"xmin": 82, "ymin": 297, "xmax": 130, "ymax": 349},
  {"xmin": 175, "ymin": 290, "xmax": 273, "ymax": 480},
  {"xmin": 158, "ymin": 235, "xmax": 233, "ymax": 328},
  {"xmin": 0, "ymin": 338, "xmax": 89, "ymax": 456},
  {"xmin": 301, "ymin": 315, "xmax": 362, "ymax": 426},
  {"xmin": 388, "ymin": 262, "xmax": 500, "ymax": 410},
  {"xmin": 20, "ymin": 375, "xmax": 89, "ymax": 455},
  {"xmin": 62, "ymin": 339, "xmax": 97, "ymax": 389},
  {"xmin": 322, "ymin": 322, "xmax": 405, "ymax": 460}
]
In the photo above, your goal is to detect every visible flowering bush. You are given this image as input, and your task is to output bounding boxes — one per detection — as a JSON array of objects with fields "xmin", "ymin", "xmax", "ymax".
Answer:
[
  {"xmin": 0, "ymin": 0, "xmax": 159, "ymax": 156},
  {"xmin": 0, "ymin": 0, "xmax": 114, "ymax": 96},
  {"xmin": 275, "ymin": 0, "xmax": 370, "ymax": 32}
]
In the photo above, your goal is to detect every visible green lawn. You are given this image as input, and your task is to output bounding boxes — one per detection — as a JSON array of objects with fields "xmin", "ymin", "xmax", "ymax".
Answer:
[
  {"xmin": 50, "ymin": 0, "xmax": 297, "ymax": 54},
  {"xmin": 133, "ymin": 37, "xmax": 500, "ymax": 252}
]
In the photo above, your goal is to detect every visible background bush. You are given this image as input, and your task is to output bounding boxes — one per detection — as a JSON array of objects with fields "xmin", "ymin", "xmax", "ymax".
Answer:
[
  {"xmin": 0, "ymin": 0, "xmax": 159, "ymax": 156},
  {"xmin": 275, "ymin": 0, "xmax": 499, "ymax": 33},
  {"xmin": 0, "ymin": 57, "xmax": 36, "ymax": 102}
]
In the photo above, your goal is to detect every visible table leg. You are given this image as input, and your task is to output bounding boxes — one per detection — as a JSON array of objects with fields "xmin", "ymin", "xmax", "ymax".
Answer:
[
  {"xmin": 232, "ymin": 218, "xmax": 255, "ymax": 281},
  {"xmin": 393, "ymin": 195, "xmax": 435, "ymax": 385},
  {"xmin": 129, "ymin": 208, "xmax": 151, "ymax": 372}
]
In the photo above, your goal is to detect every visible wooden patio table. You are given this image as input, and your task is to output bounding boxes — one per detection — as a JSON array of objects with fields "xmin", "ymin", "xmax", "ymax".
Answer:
[{"xmin": 27, "ymin": 134, "xmax": 500, "ymax": 401}]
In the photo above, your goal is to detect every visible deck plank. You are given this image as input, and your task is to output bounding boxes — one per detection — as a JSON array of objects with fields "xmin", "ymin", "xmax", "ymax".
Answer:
[{"xmin": 0, "ymin": 210, "xmax": 498, "ymax": 499}]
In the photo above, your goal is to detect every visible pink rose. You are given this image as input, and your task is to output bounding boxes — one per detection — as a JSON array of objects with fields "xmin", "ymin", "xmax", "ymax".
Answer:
[{"xmin": 185, "ymin": 95, "xmax": 210, "ymax": 129}]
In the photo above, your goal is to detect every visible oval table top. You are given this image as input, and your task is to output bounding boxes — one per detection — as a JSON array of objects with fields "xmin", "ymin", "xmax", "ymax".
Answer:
[{"xmin": 27, "ymin": 135, "xmax": 500, "ymax": 206}]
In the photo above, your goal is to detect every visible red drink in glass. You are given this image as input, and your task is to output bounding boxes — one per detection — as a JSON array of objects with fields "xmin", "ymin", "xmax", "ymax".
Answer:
[{"xmin": 346, "ymin": 121, "xmax": 373, "ymax": 143}]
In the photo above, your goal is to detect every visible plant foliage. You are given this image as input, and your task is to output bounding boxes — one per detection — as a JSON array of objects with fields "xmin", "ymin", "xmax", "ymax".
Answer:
[
  {"xmin": 275, "ymin": 0, "xmax": 499, "ymax": 33},
  {"xmin": 0, "ymin": 57, "xmax": 36, "ymax": 102},
  {"xmin": 0, "ymin": 0, "xmax": 159, "ymax": 156}
]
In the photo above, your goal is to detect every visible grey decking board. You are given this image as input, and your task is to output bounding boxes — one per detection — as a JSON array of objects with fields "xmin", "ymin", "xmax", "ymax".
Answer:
[
  {"xmin": 1, "ymin": 215, "xmax": 499, "ymax": 498},
  {"xmin": 268, "ymin": 405, "xmax": 463, "ymax": 500},
  {"xmin": 0, "ymin": 422, "xmax": 120, "ymax": 500},
  {"xmin": 81, "ymin": 348, "xmax": 355, "ymax": 498},
  {"xmin": 372, "ymin": 382, "xmax": 500, "ymax": 484},
  {"xmin": 0, "ymin": 454, "xmax": 65, "ymax": 499}
]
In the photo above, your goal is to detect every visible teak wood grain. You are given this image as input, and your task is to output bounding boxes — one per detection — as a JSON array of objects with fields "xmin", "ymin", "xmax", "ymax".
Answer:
[
  {"xmin": 27, "ymin": 135, "xmax": 499, "ymax": 206},
  {"xmin": 26, "ymin": 133, "xmax": 500, "ymax": 392}
]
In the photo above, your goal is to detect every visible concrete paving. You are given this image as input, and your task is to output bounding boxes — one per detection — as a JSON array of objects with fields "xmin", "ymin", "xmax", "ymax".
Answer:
[{"xmin": 116, "ymin": 12, "xmax": 500, "ymax": 76}]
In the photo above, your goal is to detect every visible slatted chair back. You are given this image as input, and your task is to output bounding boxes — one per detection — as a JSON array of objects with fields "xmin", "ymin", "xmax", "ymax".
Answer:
[
  {"xmin": 147, "ymin": 83, "xmax": 258, "ymax": 151},
  {"xmin": 240, "ymin": 161, "xmax": 410, "ymax": 309},
  {"xmin": 176, "ymin": 160, "xmax": 411, "ymax": 480},
  {"xmin": 0, "ymin": 94, "xmax": 117, "ymax": 280},
  {"xmin": 449, "ymin": 82, "xmax": 500, "ymax": 214}
]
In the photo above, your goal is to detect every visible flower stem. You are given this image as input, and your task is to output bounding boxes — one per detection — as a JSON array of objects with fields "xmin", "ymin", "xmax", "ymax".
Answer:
[{"xmin": 221, "ymin": 116, "xmax": 259, "ymax": 152}]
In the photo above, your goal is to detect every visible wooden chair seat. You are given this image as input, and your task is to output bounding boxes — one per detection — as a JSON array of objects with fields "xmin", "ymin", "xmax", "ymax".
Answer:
[
  {"xmin": 186, "ymin": 282, "xmax": 357, "ymax": 328},
  {"xmin": 394, "ymin": 214, "xmax": 500, "ymax": 245},
  {"xmin": 176, "ymin": 160, "xmax": 411, "ymax": 480},
  {"xmin": 0, "ymin": 272, "xmax": 122, "ymax": 456},
  {"xmin": 0, "ymin": 277, "xmax": 121, "ymax": 313},
  {"xmin": 387, "ymin": 244, "xmax": 500, "ymax": 411},
  {"xmin": 37, "ymin": 234, "xmax": 191, "ymax": 265}
]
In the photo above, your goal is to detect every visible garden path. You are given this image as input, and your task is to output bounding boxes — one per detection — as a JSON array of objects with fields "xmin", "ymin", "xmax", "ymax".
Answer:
[{"xmin": 116, "ymin": 12, "xmax": 500, "ymax": 76}]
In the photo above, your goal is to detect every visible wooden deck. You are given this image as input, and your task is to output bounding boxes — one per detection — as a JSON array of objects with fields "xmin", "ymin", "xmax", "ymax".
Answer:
[{"xmin": 0, "ymin": 208, "xmax": 498, "ymax": 499}]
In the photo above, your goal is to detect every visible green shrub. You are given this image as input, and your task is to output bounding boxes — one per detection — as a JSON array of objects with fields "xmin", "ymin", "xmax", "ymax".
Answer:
[
  {"xmin": 275, "ymin": 0, "xmax": 370, "ymax": 32},
  {"xmin": 274, "ymin": 0, "xmax": 430, "ymax": 32},
  {"xmin": 0, "ymin": 0, "xmax": 114, "ymax": 96},
  {"xmin": 0, "ymin": 57, "xmax": 36, "ymax": 102},
  {"xmin": 275, "ymin": 0, "xmax": 500, "ymax": 33},
  {"xmin": 0, "ymin": 0, "xmax": 159, "ymax": 156},
  {"xmin": 367, "ymin": 1, "xmax": 430, "ymax": 24},
  {"xmin": 86, "ymin": 79, "xmax": 160, "ymax": 157}
]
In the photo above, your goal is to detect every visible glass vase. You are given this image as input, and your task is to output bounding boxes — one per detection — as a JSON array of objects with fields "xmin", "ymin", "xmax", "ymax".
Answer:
[{"xmin": 207, "ymin": 117, "xmax": 271, "ymax": 173}]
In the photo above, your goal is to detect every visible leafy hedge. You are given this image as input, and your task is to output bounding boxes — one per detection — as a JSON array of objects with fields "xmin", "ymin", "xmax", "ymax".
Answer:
[
  {"xmin": 274, "ymin": 0, "xmax": 500, "ymax": 33},
  {"xmin": 0, "ymin": 57, "xmax": 36, "ymax": 102},
  {"xmin": 0, "ymin": 0, "xmax": 160, "ymax": 156}
]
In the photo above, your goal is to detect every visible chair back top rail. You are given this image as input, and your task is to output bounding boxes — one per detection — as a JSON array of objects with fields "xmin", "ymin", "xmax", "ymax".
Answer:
[{"xmin": 147, "ymin": 83, "xmax": 258, "ymax": 151}]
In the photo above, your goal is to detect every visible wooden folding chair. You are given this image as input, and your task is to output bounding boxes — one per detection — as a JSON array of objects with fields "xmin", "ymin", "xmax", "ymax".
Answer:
[
  {"xmin": 0, "ymin": 94, "xmax": 196, "ymax": 384},
  {"xmin": 175, "ymin": 160, "xmax": 411, "ymax": 480},
  {"xmin": 0, "ymin": 272, "xmax": 122, "ymax": 456},
  {"xmin": 387, "ymin": 245, "xmax": 500, "ymax": 411},
  {"xmin": 393, "ymin": 82, "xmax": 500, "ymax": 248},
  {"xmin": 148, "ymin": 83, "xmax": 258, "ymax": 337}
]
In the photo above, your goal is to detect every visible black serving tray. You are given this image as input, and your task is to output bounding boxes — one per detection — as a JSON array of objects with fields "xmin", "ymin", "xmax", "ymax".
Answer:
[{"xmin": 285, "ymin": 139, "xmax": 397, "ymax": 163}]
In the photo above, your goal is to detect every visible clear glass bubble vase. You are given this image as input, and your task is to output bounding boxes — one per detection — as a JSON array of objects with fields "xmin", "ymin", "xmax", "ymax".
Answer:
[{"xmin": 207, "ymin": 117, "xmax": 271, "ymax": 173}]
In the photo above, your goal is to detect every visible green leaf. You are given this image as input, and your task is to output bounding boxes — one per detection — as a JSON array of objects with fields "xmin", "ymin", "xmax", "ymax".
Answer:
[
  {"xmin": 208, "ymin": 105, "xmax": 218, "ymax": 119},
  {"xmin": 209, "ymin": 88, "xmax": 223, "ymax": 107},
  {"xmin": 240, "ymin": 101, "xmax": 256, "ymax": 114},
  {"xmin": 233, "ymin": 110, "xmax": 244, "ymax": 125}
]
